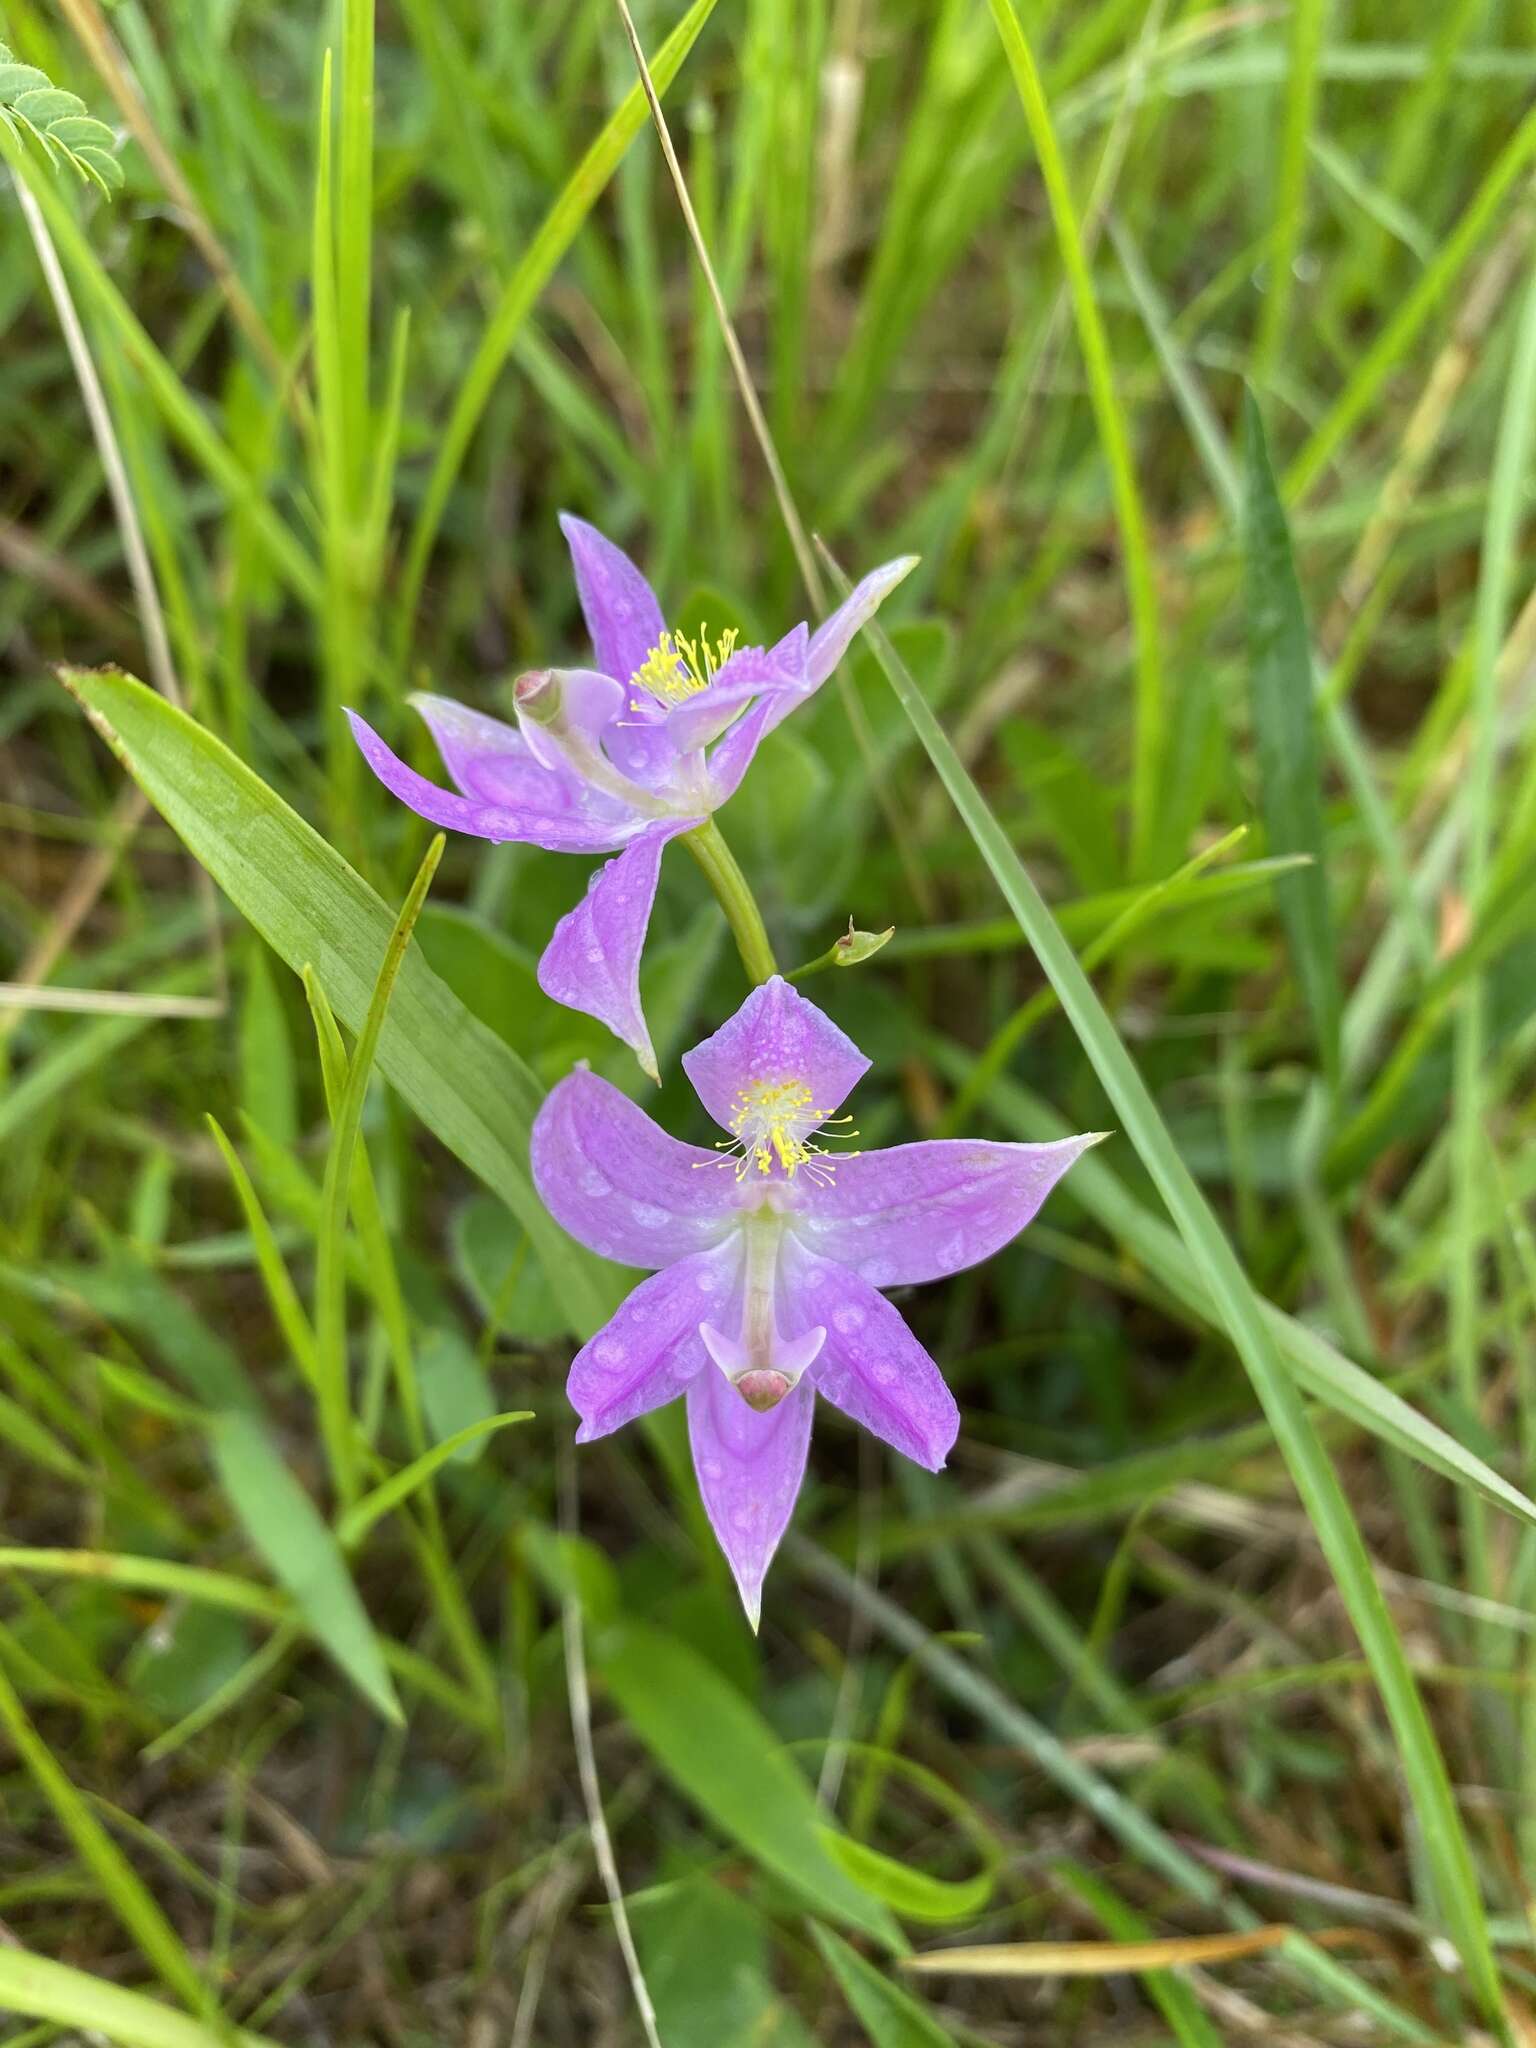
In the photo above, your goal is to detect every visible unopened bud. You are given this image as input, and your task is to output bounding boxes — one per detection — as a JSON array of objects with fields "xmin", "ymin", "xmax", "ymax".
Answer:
[
  {"xmin": 834, "ymin": 923, "xmax": 895, "ymax": 967},
  {"xmin": 514, "ymin": 669, "xmax": 561, "ymax": 727}
]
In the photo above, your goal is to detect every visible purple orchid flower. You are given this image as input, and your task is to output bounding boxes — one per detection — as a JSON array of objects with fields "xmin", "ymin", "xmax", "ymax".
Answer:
[
  {"xmin": 347, "ymin": 517, "xmax": 915, "ymax": 1080},
  {"xmin": 531, "ymin": 976, "xmax": 1101, "ymax": 1626}
]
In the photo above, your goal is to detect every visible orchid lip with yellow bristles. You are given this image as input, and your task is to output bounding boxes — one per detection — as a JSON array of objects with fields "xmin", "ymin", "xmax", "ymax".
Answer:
[
  {"xmin": 345, "ymin": 515, "xmax": 917, "ymax": 1080},
  {"xmin": 531, "ymin": 976, "xmax": 1102, "ymax": 1627}
]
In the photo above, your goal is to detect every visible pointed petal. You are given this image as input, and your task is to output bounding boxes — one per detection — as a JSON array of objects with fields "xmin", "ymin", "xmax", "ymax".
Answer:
[
  {"xmin": 537, "ymin": 820, "xmax": 697, "ymax": 1079},
  {"xmin": 687, "ymin": 1367, "xmax": 813, "ymax": 1628},
  {"xmin": 662, "ymin": 676, "xmax": 763, "ymax": 756},
  {"xmin": 559, "ymin": 513, "xmax": 668, "ymax": 685},
  {"xmin": 805, "ymin": 557, "xmax": 917, "ymax": 686},
  {"xmin": 531, "ymin": 1067, "xmax": 738, "ymax": 1267},
  {"xmin": 798, "ymin": 1134, "xmax": 1102, "ymax": 1286},
  {"xmin": 703, "ymin": 694, "xmax": 778, "ymax": 805},
  {"xmin": 408, "ymin": 692, "xmax": 570, "ymax": 809},
  {"xmin": 780, "ymin": 1241, "xmax": 958, "ymax": 1471},
  {"xmin": 347, "ymin": 710, "xmax": 632, "ymax": 850},
  {"xmin": 568, "ymin": 1239, "xmax": 742, "ymax": 1442},
  {"xmin": 683, "ymin": 977, "xmax": 869, "ymax": 1135}
]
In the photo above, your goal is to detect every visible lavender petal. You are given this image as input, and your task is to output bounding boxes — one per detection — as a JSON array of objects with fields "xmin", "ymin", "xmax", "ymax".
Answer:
[
  {"xmin": 780, "ymin": 1240, "xmax": 958, "ymax": 1471},
  {"xmin": 559, "ymin": 513, "xmax": 668, "ymax": 686},
  {"xmin": 683, "ymin": 976, "xmax": 869, "ymax": 1135},
  {"xmin": 687, "ymin": 1366, "xmax": 814, "ymax": 1629},
  {"xmin": 799, "ymin": 1134, "xmax": 1102, "ymax": 1285},
  {"xmin": 568, "ymin": 1238, "xmax": 742, "ymax": 1442},
  {"xmin": 347, "ymin": 709, "xmax": 633, "ymax": 851},
  {"xmin": 531, "ymin": 1066, "xmax": 740, "ymax": 1267},
  {"xmin": 537, "ymin": 820, "xmax": 697, "ymax": 1079}
]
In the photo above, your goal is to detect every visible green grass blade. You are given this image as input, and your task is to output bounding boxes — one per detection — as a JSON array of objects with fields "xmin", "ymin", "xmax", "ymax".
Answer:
[
  {"xmin": 1286, "ymin": 99, "xmax": 1536, "ymax": 502},
  {"xmin": 845, "ymin": 593, "xmax": 1504, "ymax": 2022},
  {"xmin": 204, "ymin": 1114, "xmax": 319, "ymax": 1385},
  {"xmin": 311, "ymin": 835, "xmax": 443, "ymax": 1511},
  {"xmin": 58, "ymin": 667, "xmax": 621, "ymax": 1339},
  {"xmin": 393, "ymin": 0, "xmax": 720, "ymax": 663},
  {"xmin": 1252, "ymin": 0, "xmax": 1326, "ymax": 381},
  {"xmin": 336, "ymin": 1412, "xmax": 534, "ymax": 1548},
  {"xmin": 811, "ymin": 1924, "xmax": 957, "ymax": 2048},
  {"xmin": 208, "ymin": 1409, "xmax": 400, "ymax": 1723},
  {"xmin": 1450, "ymin": 251, "xmax": 1536, "ymax": 1655},
  {"xmin": 0, "ymin": 1667, "xmax": 217, "ymax": 2019},
  {"xmin": 985, "ymin": 0, "xmax": 1167, "ymax": 876},
  {"xmin": 1241, "ymin": 391, "xmax": 1342, "ymax": 1087},
  {"xmin": 0, "ymin": 1949, "xmax": 274, "ymax": 2048}
]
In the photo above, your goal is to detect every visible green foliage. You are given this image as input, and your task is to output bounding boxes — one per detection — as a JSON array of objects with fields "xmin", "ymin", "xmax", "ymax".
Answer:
[
  {"xmin": 0, "ymin": 43, "xmax": 121, "ymax": 195},
  {"xmin": 4, "ymin": 0, "xmax": 1536, "ymax": 2037}
]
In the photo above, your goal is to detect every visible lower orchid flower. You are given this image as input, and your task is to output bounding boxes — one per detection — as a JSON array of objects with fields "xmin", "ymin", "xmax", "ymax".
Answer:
[
  {"xmin": 531, "ymin": 976, "xmax": 1102, "ymax": 1625},
  {"xmin": 347, "ymin": 516, "xmax": 914, "ymax": 1080}
]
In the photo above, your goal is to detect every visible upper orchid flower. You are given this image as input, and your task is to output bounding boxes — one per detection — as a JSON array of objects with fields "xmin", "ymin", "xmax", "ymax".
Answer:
[
  {"xmin": 348, "ymin": 517, "xmax": 915, "ymax": 1079},
  {"xmin": 531, "ymin": 977, "xmax": 1101, "ymax": 1625}
]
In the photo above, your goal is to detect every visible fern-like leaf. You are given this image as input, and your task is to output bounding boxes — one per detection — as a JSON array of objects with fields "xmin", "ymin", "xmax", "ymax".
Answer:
[{"xmin": 0, "ymin": 45, "xmax": 122, "ymax": 197}]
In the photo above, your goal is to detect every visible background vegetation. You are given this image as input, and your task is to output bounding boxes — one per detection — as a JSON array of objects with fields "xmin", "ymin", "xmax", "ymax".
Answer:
[{"xmin": 3, "ymin": 0, "xmax": 1536, "ymax": 2040}]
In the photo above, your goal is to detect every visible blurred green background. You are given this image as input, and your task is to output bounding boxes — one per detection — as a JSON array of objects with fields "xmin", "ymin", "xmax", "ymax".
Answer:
[{"xmin": 4, "ymin": 0, "xmax": 1536, "ymax": 2039}]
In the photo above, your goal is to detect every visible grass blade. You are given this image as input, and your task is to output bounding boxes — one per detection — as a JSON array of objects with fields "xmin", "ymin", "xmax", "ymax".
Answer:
[
  {"xmin": 1241, "ymin": 391, "xmax": 1342, "ymax": 1087},
  {"xmin": 0, "ymin": 1949, "xmax": 272, "ymax": 2048},
  {"xmin": 311, "ymin": 835, "xmax": 443, "ymax": 1511},
  {"xmin": 985, "ymin": 0, "xmax": 1167, "ymax": 876}
]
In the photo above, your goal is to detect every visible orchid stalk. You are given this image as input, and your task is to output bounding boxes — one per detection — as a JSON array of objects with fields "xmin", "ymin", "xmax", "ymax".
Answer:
[{"xmin": 354, "ymin": 516, "xmax": 1099, "ymax": 1627}]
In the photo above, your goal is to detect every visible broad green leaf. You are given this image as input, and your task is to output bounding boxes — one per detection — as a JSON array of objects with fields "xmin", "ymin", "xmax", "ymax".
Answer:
[
  {"xmin": 630, "ymin": 1877, "xmax": 818, "ymax": 2048},
  {"xmin": 595, "ymin": 1619, "xmax": 902, "ymax": 1950},
  {"xmin": 59, "ymin": 668, "xmax": 620, "ymax": 1341},
  {"xmin": 811, "ymin": 1924, "xmax": 957, "ymax": 2048},
  {"xmin": 0, "ymin": 1950, "xmax": 273, "ymax": 2048},
  {"xmin": 1241, "ymin": 392, "xmax": 1341, "ymax": 1085},
  {"xmin": 822, "ymin": 1831, "xmax": 991, "ymax": 1924},
  {"xmin": 417, "ymin": 1326, "xmax": 500, "ymax": 1462},
  {"xmin": 209, "ymin": 1412, "xmax": 400, "ymax": 1724}
]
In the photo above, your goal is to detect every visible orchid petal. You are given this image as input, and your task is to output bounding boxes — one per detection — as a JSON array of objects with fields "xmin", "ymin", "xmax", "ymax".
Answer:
[
  {"xmin": 538, "ymin": 820, "xmax": 698, "ymax": 1079},
  {"xmin": 408, "ymin": 692, "xmax": 573, "ymax": 810},
  {"xmin": 513, "ymin": 667, "xmax": 629, "ymax": 779},
  {"xmin": 667, "ymin": 623, "xmax": 811, "ymax": 753},
  {"xmin": 703, "ymin": 694, "xmax": 778, "ymax": 806},
  {"xmin": 347, "ymin": 710, "xmax": 634, "ymax": 851},
  {"xmin": 531, "ymin": 1066, "xmax": 739, "ymax": 1267},
  {"xmin": 559, "ymin": 513, "xmax": 668, "ymax": 686},
  {"xmin": 687, "ymin": 1366, "xmax": 813, "ymax": 1628},
  {"xmin": 568, "ymin": 1239, "xmax": 741, "ymax": 1443},
  {"xmin": 780, "ymin": 1240, "xmax": 959, "ymax": 1471},
  {"xmin": 805, "ymin": 556, "xmax": 918, "ymax": 686},
  {"xmin": 683, "ymin": 977, "xmax": 869, "ymax": 1136},
  {"xmin": 798, "ymin": 1135, "xmax": 1102, "ymax": 1286}
]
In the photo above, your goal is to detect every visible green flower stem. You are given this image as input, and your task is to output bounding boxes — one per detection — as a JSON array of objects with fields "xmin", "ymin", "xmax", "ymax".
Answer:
[{"xmin": 684, "ymin": 817, "xmax": 777, "ymax": 984}]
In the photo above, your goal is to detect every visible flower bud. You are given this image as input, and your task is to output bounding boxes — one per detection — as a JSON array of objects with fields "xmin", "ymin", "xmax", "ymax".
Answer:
[{"xmin": 834, "ymin": 923, "xmax": 895, "ymax": 967}]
